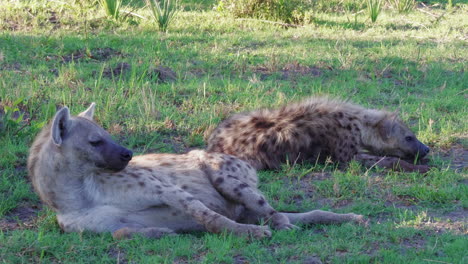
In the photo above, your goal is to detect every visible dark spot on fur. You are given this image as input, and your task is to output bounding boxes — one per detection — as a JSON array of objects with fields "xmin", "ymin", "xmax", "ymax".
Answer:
[
  {"xmin": 346, "ymin": 125, "xmax": 352, "ymax": 130},
  {"xmin": 181, "ymin": 185, "xmax": 188, "ymax": 190},
  {"xmin": 156, "ymin": 190, "xmax": 163, "ymax": 194},
  {"xmin": 227, "ymin": 175, "xmax": 239, "ymax": 180},
  {"xmin": 186, "ymin": 197, "xmax": 194, "ymax": 201},
  {"xmin": 141, "ymin": 167, "xmax": 152, "ymax": 172},
  {"xmin": 126, "ymin": 184, "xmax": 132, "ymax": 188},
  {"xmin": 129, "ymin": 173, "xmax": 139, "ymax": 178},
  {"xmin": 252, "ymin": 117, "xmax": 274, "ymax": 129},
  {"xmin": 172, "ymin": 211, "xmax": 178, "ymax": 216},
  {"xmin": 215, "ymin": 177, "xmax": 224, "ymax": 185},
  {"xmin": 139, "ymin": 181, "xmax": 145, "ymax": 187},
  {"xmin": 258, "ymin": 198, "xmax": 265, "ymax": 206},
  {"xmin": 269, "ymin": 210, "xmax": 275, "ymax": 216},
  {"xmin": 238, "ymin": 183, "xmax": 248, "ymax": 189}
]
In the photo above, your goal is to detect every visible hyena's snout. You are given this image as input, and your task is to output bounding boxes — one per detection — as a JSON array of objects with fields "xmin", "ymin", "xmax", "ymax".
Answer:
[
  {"xmin": 417, "ymin": 142, "xmax": 430, "ymax": 158},
  {"xmin": 102, "ymin": 143, "xmax": 133, "ymax": 172},
  {"xmin": 120, "ymin": 147, "xmax": 133, "ymax": 162}
]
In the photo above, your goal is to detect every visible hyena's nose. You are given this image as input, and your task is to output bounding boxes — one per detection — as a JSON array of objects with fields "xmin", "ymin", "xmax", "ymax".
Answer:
[
  {"xmin": 424, "ymin": 146, "xmax": 430, "ymax": 155},
  {"xmin": 120, "ymin": 149, "xmax": 133, "ymax": 162}
]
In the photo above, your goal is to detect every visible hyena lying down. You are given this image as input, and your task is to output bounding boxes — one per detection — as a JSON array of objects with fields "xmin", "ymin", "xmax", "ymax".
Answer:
[
  {"xmin": 207, "ymin": 97, "xmax": 430, "ymax": 172},
  {"xmin": 27, "ymin": 103, "xmax": 364, "ymax": 239}
]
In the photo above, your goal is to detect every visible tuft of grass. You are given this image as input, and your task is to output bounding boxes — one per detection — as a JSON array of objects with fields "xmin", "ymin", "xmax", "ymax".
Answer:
[
  {"xmin": 99, "ymin": 0, "xmax": 122, "ymax": 20},
  {"xmin": 366, "ymin": 0, "xmax": 382, "ymax": 23},
  {"xmin": 391, "ymin": 0, "xmax": 415, "ymax": 13},
  {"xmin": 146, "ymin": 0, "xmax": 179, "ymax": 32}
]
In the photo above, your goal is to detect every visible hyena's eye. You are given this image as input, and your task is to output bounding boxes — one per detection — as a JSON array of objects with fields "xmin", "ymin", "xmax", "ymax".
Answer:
[
  {"xmin": 89, "ymin": 140, "xmax": 103, "ymax": 147},
  {"xmin": 405, "ymin": 136, "xmax": 413, "ymax": 142}
]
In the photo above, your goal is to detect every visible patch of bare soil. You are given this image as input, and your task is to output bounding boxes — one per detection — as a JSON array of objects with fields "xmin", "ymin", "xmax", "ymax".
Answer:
[
  {"xmin": 51, "ymin": 47, "xmax": 123, "ymax": 63},
  {"xmin": 439, "ymin": 145, "xmax": 468, "ymax": 172},
  {"xmin": 302, "ymin": 255, "xmax": 323, "ymax": 264},
  {"xmin": 0, "ymin": 203, "xmax": 41, "ymax": 231},
  {"xmin": 0, "ymin": 62, "xmax": 22, "ymax": 72},
  {"xmin": 148, "ymin": 66, "xmax": 177, "ymax": 83},
  {"xmin": 101, "ymin": 62, "xmax": 131, "ymax": 79},
  {"xmin": 253, "ymin": 62, "xmax": 329, "ymax": 81},
  {"xmin": 108, "ymin": 247, "xmax": 128, "ymax": 264}
]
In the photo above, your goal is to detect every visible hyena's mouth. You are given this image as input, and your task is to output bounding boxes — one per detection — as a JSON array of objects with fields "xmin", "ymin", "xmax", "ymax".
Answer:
[{"xmin": 95, "ymin": 161, "xmax": 129, "ymax": 172}]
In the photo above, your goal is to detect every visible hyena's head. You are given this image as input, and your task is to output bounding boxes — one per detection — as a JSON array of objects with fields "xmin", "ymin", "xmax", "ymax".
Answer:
[
  {"xmin": 50, "ymin": 103, "xmax": 133, "ymax": 172},
  {"xmin": 361, "ymin": 110, "xmax": 430, "ymax": 161}
]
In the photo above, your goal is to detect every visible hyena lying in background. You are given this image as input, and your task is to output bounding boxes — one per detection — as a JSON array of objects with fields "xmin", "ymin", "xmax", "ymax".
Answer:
[
  {"xmin": 27, "ymin": 103, "xmax": 364, "ymax": 239},
  {"xmin": 207, "ymin": 97, "xmax": 430, "ymax": 172}
]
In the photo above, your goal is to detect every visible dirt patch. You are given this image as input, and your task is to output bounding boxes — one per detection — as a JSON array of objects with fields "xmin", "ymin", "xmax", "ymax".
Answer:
[
  {"xmin": 253, "ymin": 62, "xmax": 328, "ymax": 81},
  {"xmin": 148, "ymin": 66, "xmax": 177, "ymax": 83},
  {"xmin": 0, "ymin": 203, "xmax": 41, "ymax": 231},
  {"xmin": 438, "ymin": 145, "xmax": 468, "ymax": 172},
  {"xmin": 303, "ymin": 255, "xmax": 323, "ymax": 264},
  {"xmin": 101, "ymin": 62, "xmax": 131, "ymax": 79},
  {"xmin": 0, "ymin": 62, "xmax": 22, "ymax": 71},
  {"xmin": 108, "ymin": 247, "xmax": 128, "ymax": 264},
  {"xmin": 54, "ymin": 47, "xmax": 123, "ymax": 63}
]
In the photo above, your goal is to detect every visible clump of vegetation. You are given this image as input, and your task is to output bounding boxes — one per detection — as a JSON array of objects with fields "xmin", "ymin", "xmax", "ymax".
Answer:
[
  {"xmin": 366, "ymin": 0, "xmax": 382, "ymax": 23},
  {"xmin": 98, "ymin": 0, "xmax": 122, "ymax": 20},
  {"xmin": 217, "ymin": 0, "xmax": 314, "ymax": 25},
  {"xmin": 146, "ymin": 0, "xmax": 179, "ymax": 32},
  {"xmin": 391, "ymin": 0, "xmax": 415, "ymax": 13}
]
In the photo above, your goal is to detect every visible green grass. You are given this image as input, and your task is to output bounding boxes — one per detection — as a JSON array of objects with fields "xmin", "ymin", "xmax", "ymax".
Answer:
[{"xmin": 0, "ymin": 0, "xmax": 467, "ymax": 263}]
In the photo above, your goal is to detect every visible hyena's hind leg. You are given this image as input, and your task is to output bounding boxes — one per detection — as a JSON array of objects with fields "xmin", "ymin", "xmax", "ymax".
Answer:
[
  {"xmin": 208, "ymin": 161, "xmax": 297, "ymax": 230},
  {"xmin": 283, "ymin": 211, "xmax": 365, "ymax": 226}
]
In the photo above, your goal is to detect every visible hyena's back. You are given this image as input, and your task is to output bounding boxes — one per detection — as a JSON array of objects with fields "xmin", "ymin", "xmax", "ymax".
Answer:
[{"xmin": 207, "ymin": 97, "xmax": 358, "ymax": 169}]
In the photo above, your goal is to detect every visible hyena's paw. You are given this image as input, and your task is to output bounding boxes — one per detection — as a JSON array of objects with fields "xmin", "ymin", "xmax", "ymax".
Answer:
[
  {"xmin": 237, "ymin": 224, "xmax": 272, "ymax": 239},
  {"xmin": 271, "ymin": 213, "xmax": 300, "ymax": 231},
  {"xmin": 348, "ymin": 213, "xmax": 368, "ymax": 226}
]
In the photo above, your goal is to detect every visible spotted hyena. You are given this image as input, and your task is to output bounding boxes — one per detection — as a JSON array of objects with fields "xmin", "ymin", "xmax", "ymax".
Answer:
[
  {"xmin": 207, "ymin": 97, "xmax": 430, "ymax": 171},
  {"xmin": 27, "ymin": 103, "xmax": 364, "ymax": 239}
]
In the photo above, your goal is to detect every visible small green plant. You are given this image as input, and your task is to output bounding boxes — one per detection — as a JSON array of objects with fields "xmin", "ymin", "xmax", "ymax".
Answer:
[
  {"xmin": 0, "ymin": 98, "xmax": 25, "ymax": 136},
  {"xmin": 366, "ymin": 0, "xmax": 383, "ymax": 23},
  {"xmin": 146, "ymin": 0, "xmax": 179, "ymax": 32},
  {"xmin": 98, "ymin": 0, "xmax": 122, "ymax": 20},
  {"xmin": 217, "ymin": 0, "xmax": 313, "ymax": 25},
  {"xmin": 391, "ymin": 0, "xmax": 415, "ymax": 13}
]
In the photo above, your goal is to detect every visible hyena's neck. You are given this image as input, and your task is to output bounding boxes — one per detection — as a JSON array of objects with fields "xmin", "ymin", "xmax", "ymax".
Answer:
[{"xmin": 33, "ymin": 143, "xmax": 95, "ymax": 212}]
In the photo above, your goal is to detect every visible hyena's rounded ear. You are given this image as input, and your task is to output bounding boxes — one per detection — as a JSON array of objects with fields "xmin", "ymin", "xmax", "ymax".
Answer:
[
  {"xmin": 377, "ymin": 118, "xmax": 398, "ymax": 140},
  {"xmin": 78, "ymin": 102, "xmax": 96, "ymax": 120},
  {"xmin": 51, "ymin": 107, "xmax": 71, "ymax": 146},
  {"xmin": 362, "ymin": 109, "xmax": 386, "ymax": 126}
]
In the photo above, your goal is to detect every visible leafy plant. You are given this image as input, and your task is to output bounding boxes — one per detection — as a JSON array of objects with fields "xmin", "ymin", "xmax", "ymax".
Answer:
[
  {"xmin": 366, "ymin": 0, "xmax": 383, "ymax": 23},
  {"xmin": 391, "ymin": 0, "xmax": 415, "ymax": 13},
  {"xmin": 98, "ymin": 0, "xmax": 122, "ymax": 20},
  {"xmin": 0, "ymin": 98, "xmax": 26, "ymax": 136},
  {"xmin": 146, "ymin": 0, "xmax": 179, "ymax": 32},
  {"xmin": 217, "ymin": 0, "xmax": 313, "ymax": 25}
]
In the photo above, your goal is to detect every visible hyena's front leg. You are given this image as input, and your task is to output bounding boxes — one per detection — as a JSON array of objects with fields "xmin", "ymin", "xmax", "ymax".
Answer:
[
  {"xmin": 159, "ymin": 184, "xmax": 272, "ymax": 238},
  {"xmin": 355, "ymin": 153, "xmax": 429, "ymax": 173},
  {"xmin": 282, "ymin": 211, "xmax": 365, "ymax": 226},
  {"xmin": 210, "ymin": 171, "xmax": 297, "ymax": 230}
]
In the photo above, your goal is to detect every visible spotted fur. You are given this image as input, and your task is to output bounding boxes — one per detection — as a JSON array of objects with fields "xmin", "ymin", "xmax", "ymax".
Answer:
[{"xmin": 207, "ymin": 97, "xmax": 430, "ymax": 170}]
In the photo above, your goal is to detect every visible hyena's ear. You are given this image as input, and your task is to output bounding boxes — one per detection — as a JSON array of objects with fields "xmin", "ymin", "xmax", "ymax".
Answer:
[
  {"xmin": 51, "ymin": 107, "xmax": 72, "ymax": 146},
  {"xmin": 377, "ymin": 118, "xmax": 397, "ymax": 140},
  {"xmin": 78, "ymin": 102, "xmax": 96, "ymax": 120},
  {"xmin": 362, "ymin": 109, "xmax": 387, "ymax": 126}
]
